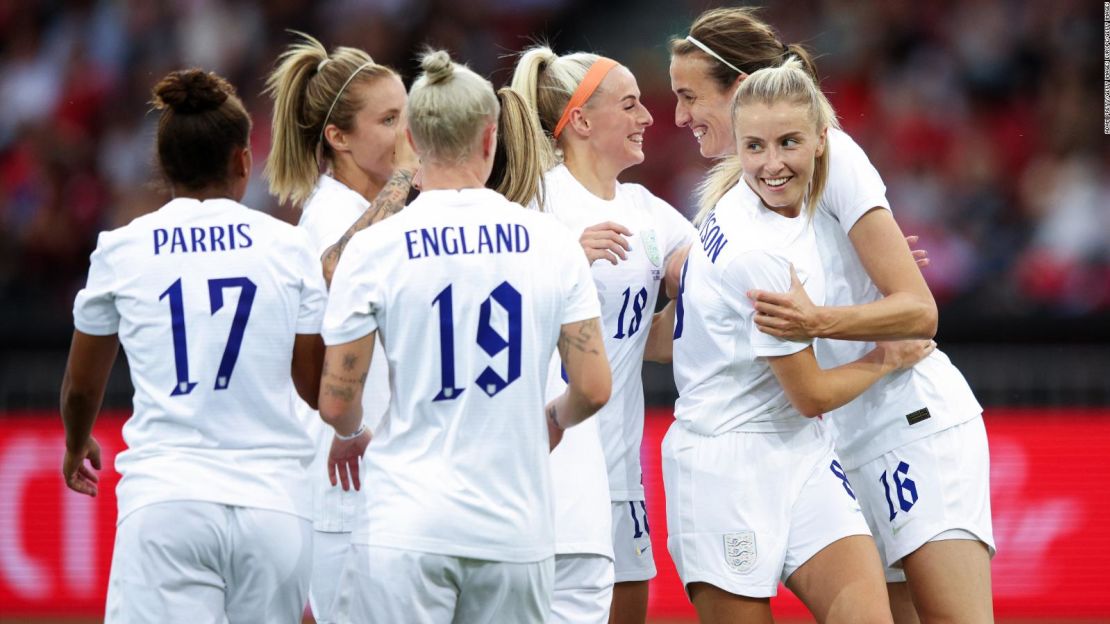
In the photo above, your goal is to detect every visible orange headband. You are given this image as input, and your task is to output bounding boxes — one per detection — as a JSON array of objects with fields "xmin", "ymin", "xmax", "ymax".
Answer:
[{"xmin": 552, "ymin": 57, "xmax": 619, "ymax": 140}]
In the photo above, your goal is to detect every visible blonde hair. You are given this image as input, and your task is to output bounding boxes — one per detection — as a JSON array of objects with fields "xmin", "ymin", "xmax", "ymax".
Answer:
[
  {"xmin": 409, "ymin": 50, "xmax": 546, "ymax": 205},
  {"xmin": 695, "ymin": 58, "xmax": 839, "ymax": 223},
  {"xmin": 264, "ymin": 31, "xmax": 395, "ymax": 207},
  {"xmin": 510, "ymin": 45, "xmax": 607, "ymax": 150},
  {"xmin": 489, "ymin": 87, "xmax": 549, "ymax": 207}
]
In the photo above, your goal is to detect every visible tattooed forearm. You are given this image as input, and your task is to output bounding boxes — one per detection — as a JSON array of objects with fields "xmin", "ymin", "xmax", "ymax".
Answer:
[
  {"xmin": 324, "ymin": 383, "xmax": 355, "ymax": 402},
  {"xmin": 558, "ymin": 318, "xmax": 601, "ymax": 356},
  {"xmin": 321, "ymin": 167, "xmax": 415, "ymax": 286}
]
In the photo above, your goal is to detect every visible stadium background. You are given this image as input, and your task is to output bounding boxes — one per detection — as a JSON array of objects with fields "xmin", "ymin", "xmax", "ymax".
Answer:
[{"xmin": 1, "ymin": 0, "xmax": 1107, "ymax": 621}]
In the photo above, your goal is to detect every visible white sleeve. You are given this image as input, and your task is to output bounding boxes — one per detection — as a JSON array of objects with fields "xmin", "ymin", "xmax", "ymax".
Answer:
[
  {"xmin": 648, "ymin": 192, "xmax": 698, "ymax": 260},
  {"xmin": 322, "ymin": 232, "xmax": 381, "ymax": 345},
  {"xmin": 558, "ymin": 228, "xmax": 601, "ymax": 324},
  {"xmin": 291, "ymin": 229, "xmax": 327, "ymax": 334},
  {"xmin": 820, "ymin": 129, "xmax": 891, "ymax": 235},
  {"xmin": 72, "ymin": 232, "xmax": 121, "ymax": 336},
  {"xmin": 721, "ymin": 252, "xmax": 811, "ymax": 357}
]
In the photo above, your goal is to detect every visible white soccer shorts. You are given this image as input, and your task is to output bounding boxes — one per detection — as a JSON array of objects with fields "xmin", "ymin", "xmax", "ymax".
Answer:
[
  {"xmin": 550, "ymin": 553, "xmax": 614, "ymax": 624},
  {"xmin": 848, "ymin": 416, "xmax": 996, "ymax": 582},
  {"xmin": 335, "ymin": 545, "xmax": 553, "ymax": 623},
  {"xmin": 104, "ymin": 501, "xmax": 311, "ymax": 624},
  {"xmin": 308, "ymin": 530, "xmax": 353, "ymax": 624},
  {"xmin": 662, "ymin": 422, "xmax": 871, "ymax": 598},
  {"xmin": 611, "ymin": 499, "xmax": 656, "ymax": 583}
]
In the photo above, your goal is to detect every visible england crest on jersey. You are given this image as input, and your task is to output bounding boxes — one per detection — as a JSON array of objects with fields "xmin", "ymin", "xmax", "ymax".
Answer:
[
  {"xmin": 724, "ymin": 531, "xmax": 756, "ymax": 573},
  {"xmin": 640, "ymin": 229, "xmax": 662, "ymax": 267}
]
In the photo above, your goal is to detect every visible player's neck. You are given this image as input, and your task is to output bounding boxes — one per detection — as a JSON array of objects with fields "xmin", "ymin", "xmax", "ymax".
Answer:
[
  {"xmin": 332, "ymin": 160, "xmax": 384, "ymax": 202},
  {"xmin": 419, "ymin": 162, "xmax": 486, "ymax": 192},
  {"xmin": 563, "ymin": 147, "xmax": 618, "ymax": 201},
  {"xmin": 171, "ymin": 183, "xmax": 238, "ymax": 202}
]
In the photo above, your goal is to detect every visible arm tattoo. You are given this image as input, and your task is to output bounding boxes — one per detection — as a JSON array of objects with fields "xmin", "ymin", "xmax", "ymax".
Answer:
[
  {"xmin": 558, "ymin": 318, "xmax": 601, "ymax": 356},
  {"xmin": 321, "ymin": 168, "xmax": 415, "ymax": 286},
  {"xmin": 547, "ymin": 403, "xmax": 562, "ymax": 430},
  {"xmin": 342, "ymin": 353, "xmax": 358, "ymax": 371},
  {"xmin": 324, "ymin": 383, "xmax": 356, "ymax": 402}
]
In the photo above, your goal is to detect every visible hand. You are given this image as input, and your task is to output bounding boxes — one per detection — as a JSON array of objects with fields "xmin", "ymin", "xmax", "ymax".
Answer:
[
  {"xmin": 328, "ymin": 428, "xmax": 372, "ymax": 492},
  {"xmin": 546, "ymin": 402, "xmax": 564, "ymax": 452},
  {"xmin": 749, "ymin": 265, "xmax": 823, "ymax": 341},
  {"xmin": 579, "ymin": 221, "xmax": 631, "ymax": 265},
  {"xmin": 876, "ymin": 339, "xmax": 936, "ymax": 371},
  {"xmin": 906, "ymin": 235, "xmax": 929, "ymax": 268},
  {"xmin": 62, "ymin": 437, "xmax": 102, "ymax": 497}
]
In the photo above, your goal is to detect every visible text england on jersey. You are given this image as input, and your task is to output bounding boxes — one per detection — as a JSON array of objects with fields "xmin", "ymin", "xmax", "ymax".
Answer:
[{"xmin": 404, "ymin": 224, "xmax": 531, "ymax": 260}]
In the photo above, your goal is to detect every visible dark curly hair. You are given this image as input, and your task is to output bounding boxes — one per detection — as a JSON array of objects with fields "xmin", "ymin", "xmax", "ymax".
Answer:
[{"xmin": 151, "ymin": 69, "xmax": 251, "ymax": 191}]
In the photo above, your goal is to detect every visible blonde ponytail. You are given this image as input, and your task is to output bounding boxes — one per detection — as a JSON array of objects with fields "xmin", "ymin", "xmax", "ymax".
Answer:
[
  {"xmin": 490, "ymin": 87, "xmax": 551, "ymax": 208},
  {"xmin": 264, "ymin": 31, "xmax": 394, "ymax": 207}
]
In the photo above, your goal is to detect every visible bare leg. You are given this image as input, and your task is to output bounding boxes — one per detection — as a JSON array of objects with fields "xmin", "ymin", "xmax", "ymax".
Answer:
[
  {"xmin": 888, "ymin": 581, "xmax": 921, "ymax": 624},
  {"xmin": 902, "ymin": 539, "xmax": 993, "ymax": 624},
  {"xmin": 688, "ymin": 582, "xmax": 773, "ymax": 624},
  {"xmin": 608, "ymin": 580, "xmax": 649, "ymax": 624},
  {"xmin": 785, "ymin": 535, "xmax": 893, "ymax": 624}
]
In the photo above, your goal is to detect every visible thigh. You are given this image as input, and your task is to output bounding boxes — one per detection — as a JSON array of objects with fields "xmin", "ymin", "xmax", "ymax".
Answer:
[
  {"xmin": 785, "ymin": 535, "xmax": 892, "ymax": 624},
  {"xmin": 337, "ymin": 546, "xmax": 457, "ymax": 624},
  {"xmin": 224, "ymin": 507, "xmax": 312, "ymax": 624},
  {"xmin": 850, "ymin": 418, "xmax": 995, "ymax": 574},
  {"xmin": 688, "ymin": 582, "xmax": 772, "ymax": 624},
  {"xmin": 611, "ymin": 500, "xmax": 656, "ymax": 582},
  {"xmin": 551, "ymin": 554, "xmax": 614, "ymax": 624},
  {"xmin": 105, "ymin": 502, "xmax": 228, "ymax": 624},
  {"xmin": 455, "ymin": 557, "xmax": 554, "ymax": 624},
  {"xmin": 781, "ymin": 444, "xmax": 872, "ymax": 582},
  {"xmin": 309, "ymin": 530, "xmax": 353, "ymax": 624},
  {"xmin": 902, "ymin": 539, "xmax": 993, "ymax": 624},
  {"xmin": 886, "ymin": 581, "xmax": 921, "ymax": 624}
]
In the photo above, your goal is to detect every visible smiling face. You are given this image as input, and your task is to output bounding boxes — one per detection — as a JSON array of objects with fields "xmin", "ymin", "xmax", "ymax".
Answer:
[
  {"xmin": 337, "ymin": 73, "xmax": 407, "ymax": 186},
  {"xmin": 578, "ymin": 65, "xmax": 653, "ymax": 173},
  {"xmin": 670, "ymin": 53, "xmax": 740, "ymax": 159},
  {"xmin": 735, "ymin": 100, "xmax": 826, "ymax": 217}
]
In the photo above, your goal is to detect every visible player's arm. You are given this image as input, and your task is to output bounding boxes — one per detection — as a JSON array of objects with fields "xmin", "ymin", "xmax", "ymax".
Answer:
[
  {"xmin": 318, "ymin": 332, "xmax": 375, "ymax": 491},
  {"xmin": 291, "ymin": 333, "xmax": 325, "ymax": 409},
  {"xmin": 643, "ymin": 299, "xmax": 675, "ymax": 364},
  {"xmin": 321, "ymin": 131, "xmax": 418, "ymax": 286},
  {"xmin": 768, "ymin": 339, "xmax": 934, "ymax": 417},
  {"xmin": 547, "ymin": 317, "xmax": 611, "ymax": 431},
  {"xmin": 59, "ymin": 330, "xmax": 119, "ymax": 497},
  {"xmin": 750, "ymin": 209, "xmax": 937, "ymax": 342}
]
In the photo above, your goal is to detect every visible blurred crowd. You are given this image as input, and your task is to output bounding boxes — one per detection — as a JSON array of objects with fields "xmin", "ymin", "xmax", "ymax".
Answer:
[{"xmin": 0, "ymin": 0, "xmax": 1106, "ymax": 347}]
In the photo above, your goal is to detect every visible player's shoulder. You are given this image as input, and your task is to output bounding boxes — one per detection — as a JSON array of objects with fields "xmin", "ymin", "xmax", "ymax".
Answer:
[{"xmin": 826, "ymin": 127, "xmax": 875, "ymax": 171}]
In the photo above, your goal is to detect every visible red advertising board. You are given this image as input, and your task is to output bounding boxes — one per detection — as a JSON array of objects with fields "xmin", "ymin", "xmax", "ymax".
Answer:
[{"xmin": 2, "ymin": 408, "xmax": 1109, "ymax": 619}]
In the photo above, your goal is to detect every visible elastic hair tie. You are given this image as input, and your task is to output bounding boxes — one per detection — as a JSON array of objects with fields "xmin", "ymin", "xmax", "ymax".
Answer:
[
  {"xmin": 552, "ymin": 57, "xmax": 619, "ymax": 140},
  {"xmin": 319, "ymin": 61, "xmax": 374, "ymax": 145},
  {"xmin": 317, "ymin": 58, "xmax": 330, "ymax": 72},
  {"xmin": 685, "ymin": 35, "xmax": 745, "ymax": 76}
]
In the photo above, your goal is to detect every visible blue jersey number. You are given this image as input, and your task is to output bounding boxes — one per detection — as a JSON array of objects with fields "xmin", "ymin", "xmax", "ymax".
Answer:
[
  {"xmin": 613, "ymin": 287, "xmax": 649, "ymax": 339},
  {"xmin": 673, "ymin": 258, "xmax": 689, "ymax": 339},
  {"xmin": 830, "ymin": 459, "xmax": 856, "ymax": 500},
  {"xmin": 160, "ymin": 276, "xmax": 256, "ymax": 396},
  {"xmin": 880, "ymin": 461, "xmax": 919, "ymax": 521},
  {"xmin": 431, "ymin": 281, "xmax": 522, "ymax": 401}
]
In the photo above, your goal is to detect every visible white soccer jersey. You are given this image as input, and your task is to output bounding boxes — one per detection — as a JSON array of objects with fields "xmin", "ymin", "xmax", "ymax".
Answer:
[
  {"xmin": 72, "ymin": 197, "xmax": 327, "ymax": 522},
  {"xmin": 323, "ymin": 188, "xmax": 601, "ymax": 563},
  {"xmin": 672, "ymin": 182, "xmax": 825, "ymax": 435},
  {"xmin": 814, "ymin": 129, "xmax": 982, "ymax": 469},
  {"xmin": 542, "ymin": 164, "xmax": 696, "ymax": 501},
  {"xmin": 297, "ymin": 174, "xmax": 390, "ymax": 532}
]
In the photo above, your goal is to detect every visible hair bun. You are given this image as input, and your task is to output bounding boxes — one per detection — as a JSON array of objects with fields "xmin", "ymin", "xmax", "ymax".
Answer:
[
  {"xmin": 419, "ymin": 50, "xmax": 455, "ymax": 85},
  {"xmin": 152, "ymin": 69, "xmax": 233, "ymax": 114}
]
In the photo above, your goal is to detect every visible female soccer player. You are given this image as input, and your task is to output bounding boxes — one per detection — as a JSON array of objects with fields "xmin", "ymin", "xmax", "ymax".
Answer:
[
  {"xmin": 666, "ymin": 58, "xmax": 935, "ymax": 624},
  {"xmin": 61, "ymin": 68, "xmax": 327, "ymax": 623},
  {"xmin": 318, "ymin": 49, "xmax": 612, "ymax": 623},
  {"xmin": 264, "ymin": 32, "xmax": 416, "ymax": 624},
  {"xmin": 669, "ymin": 8, "xmax": 994, "ymax": 623},
  {"xmin": 511, "ymin": 45, "xmax": 697, "ymax": 624}
]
